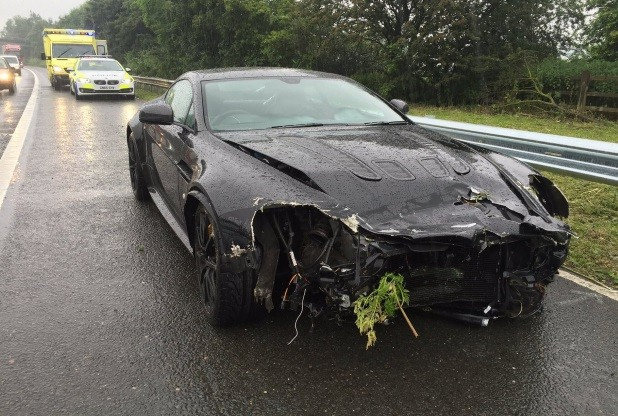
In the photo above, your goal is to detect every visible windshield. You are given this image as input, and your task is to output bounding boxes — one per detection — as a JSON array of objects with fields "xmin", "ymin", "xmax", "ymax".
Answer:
[
  {"xmin": 77, "ymin": 60, "xmax": 124, "ymax": 71},
  {"xmin": 202, "ymin": 77, "xmax": 406, "ymax": 131},
  {"xmin": 1, "ymin": 56, "xmax": 18, "ymax": 64},
  {"xmin": 52, "ymin": 43, "xmax": 95, "ymax": 58}
]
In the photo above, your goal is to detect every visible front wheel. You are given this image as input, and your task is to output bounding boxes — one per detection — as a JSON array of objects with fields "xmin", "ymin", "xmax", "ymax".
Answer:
[
  {"xmin": 194, "ymin": 205, "xmax": 259, "ymax": 326},
  {"xmin": 74, "ymin": 84, "xmax": 82, "ymax": 100},
  {"xmin": 8, "ymin": 82, "xmax": 15, "ymax": 95},
  {"xmin": 127, "ymin": 134, "xmax": 149, "ymax": 201}
]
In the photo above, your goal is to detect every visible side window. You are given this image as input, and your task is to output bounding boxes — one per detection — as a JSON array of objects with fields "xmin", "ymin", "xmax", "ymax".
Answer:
[{"xmin": 164, "ymin": 80, "xmax": 193, "ymax": 125}]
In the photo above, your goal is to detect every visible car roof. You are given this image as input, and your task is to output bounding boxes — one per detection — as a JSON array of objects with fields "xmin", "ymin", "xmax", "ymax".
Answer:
[{"xmin": 182, "ymin": 67, "xmax": 347, "ymax": 82}]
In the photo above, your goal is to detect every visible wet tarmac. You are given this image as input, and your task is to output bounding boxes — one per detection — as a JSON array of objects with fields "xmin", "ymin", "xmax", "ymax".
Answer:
[{"xmin": 0, "ymin": 67, "xmax": 616, "ymax": 415}]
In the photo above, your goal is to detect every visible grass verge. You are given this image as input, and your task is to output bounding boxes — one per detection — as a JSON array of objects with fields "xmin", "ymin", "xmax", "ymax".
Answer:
[
  {"xmin": 135, "ymin": 86, "xmax": 164, "ymax": 101},
  {"xmin": 543, "ymin": 171, "xmax": 617, "ymax": 287},
  {"xmin": 409, "ymin": 106, "xmax": 617, "ymax": 287},
  {"xmin": 410, "ymin": 105, "xmax": 618, "ymax": 143}
]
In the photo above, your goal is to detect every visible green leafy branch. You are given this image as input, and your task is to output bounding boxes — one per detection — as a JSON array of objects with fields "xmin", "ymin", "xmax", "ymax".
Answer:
[{"xmin": 353, "ymin": 273, "xmax": 419, "ymax": 349}]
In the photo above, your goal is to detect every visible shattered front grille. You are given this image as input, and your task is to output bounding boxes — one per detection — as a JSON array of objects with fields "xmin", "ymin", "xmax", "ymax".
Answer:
[{"xmin": 406, "ymin": 246, "xmax": 501, "ymax": 306}]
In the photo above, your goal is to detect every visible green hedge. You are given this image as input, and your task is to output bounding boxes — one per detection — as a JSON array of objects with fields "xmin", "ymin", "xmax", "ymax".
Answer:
[{"xmin": 535, "ymin": 59, "xmax": 618, "ymax": 100}]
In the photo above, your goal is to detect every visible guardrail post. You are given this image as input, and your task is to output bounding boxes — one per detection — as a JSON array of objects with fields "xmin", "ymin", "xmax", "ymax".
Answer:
[{"xmin": 577, "ymin": 71, "xmax": 591, "ymax": 111}]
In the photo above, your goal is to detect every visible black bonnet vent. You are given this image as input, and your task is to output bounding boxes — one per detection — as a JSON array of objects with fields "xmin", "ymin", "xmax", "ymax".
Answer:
[{"xmin": 226, "ymin": 141, "xmax": 325, "ymax": 194}]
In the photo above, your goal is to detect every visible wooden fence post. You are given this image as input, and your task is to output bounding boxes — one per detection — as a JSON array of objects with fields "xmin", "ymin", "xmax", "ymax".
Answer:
[{"xmin": 577, "ymin": 71, "xmax": 591, "ymax": 111}]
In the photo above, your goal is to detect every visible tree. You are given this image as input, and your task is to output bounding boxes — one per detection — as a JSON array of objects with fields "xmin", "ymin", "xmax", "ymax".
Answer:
[
  {"xmin": 1, "ymin": 13, "xmax": 52, "ymax": 57},
  {"xmin": 586, "ymin": 0, "xmax": 618, "ymax": 60}
]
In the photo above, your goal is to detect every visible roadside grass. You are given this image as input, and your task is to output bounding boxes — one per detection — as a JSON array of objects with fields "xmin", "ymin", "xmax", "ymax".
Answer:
[
  {"xmin": 543, "ymin": 171, "xmax": 617, "ymax": 287},
  {"xmin": 24, "ymin": 58, "xmax": 45, "ymax": 68},
  {"xmin": 409, "ymin": 105, "xmax": 618, "ymax": 143},
  {"xmin": 409, "ymin": 105, "xmax": 618, "ymax": 287},
  {"xmin": 135, "ymin": 86, "xmax": 162, "ymax": 101}
]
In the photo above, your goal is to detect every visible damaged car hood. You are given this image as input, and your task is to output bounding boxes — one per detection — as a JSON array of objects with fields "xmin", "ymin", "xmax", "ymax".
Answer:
[{"xmin": 215, "ymin": 124, "xmax": 570, "ymax": 241}]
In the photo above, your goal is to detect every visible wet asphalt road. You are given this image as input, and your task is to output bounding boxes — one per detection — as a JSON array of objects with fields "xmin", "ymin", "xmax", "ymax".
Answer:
[{"xmin": 0, "ymin": 67, "xmax": 616, "ymax": 416}]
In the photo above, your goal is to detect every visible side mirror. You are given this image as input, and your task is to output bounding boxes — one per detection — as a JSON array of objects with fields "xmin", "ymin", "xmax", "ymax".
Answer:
[
  {"xmin": 389, "ymin": 99, "xmax": 409, "ymax": 114},
  {"xmin": 40, "ymin": 53, "xmax": 46, "ymax": 60},
  {"xmin": 125, "ymin": 67, "xmax": 131, "ymax": 72},
  {"xmin": 139, "ymin": 102, "xmax": 174, "ymax": 125}
]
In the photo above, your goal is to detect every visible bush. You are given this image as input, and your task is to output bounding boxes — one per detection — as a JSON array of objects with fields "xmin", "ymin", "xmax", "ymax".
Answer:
[{"xmin": 535, "ymin": 58, "xmax": 618, "ymax": 99}]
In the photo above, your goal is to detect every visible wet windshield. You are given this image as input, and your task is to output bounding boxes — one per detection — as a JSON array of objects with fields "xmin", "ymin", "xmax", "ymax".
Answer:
[
  {"xmin": 77, "ymin": 60, "xmax": 124, "ymax": 71},
  {"xmin": 1, "ymin": 56, "xmax": 18, "ymax": 64},
  {"xmin": 202, "ymin": 77, "xmax": 406, "ymax": 131},
  {"xmin": 52, "ymin": 44, "xmax": 95, "ymax": 58}
]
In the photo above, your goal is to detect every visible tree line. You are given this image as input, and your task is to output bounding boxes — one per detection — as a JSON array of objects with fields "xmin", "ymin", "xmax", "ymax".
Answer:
[{"xmin": 2, "ymin": 0, "xmax": 616, "ymax": 106}]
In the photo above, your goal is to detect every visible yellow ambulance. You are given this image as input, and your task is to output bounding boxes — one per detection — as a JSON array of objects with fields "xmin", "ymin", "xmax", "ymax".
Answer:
[{"xmin": 41, "ymin": 29, "xmax": 108, "ymax": 90}]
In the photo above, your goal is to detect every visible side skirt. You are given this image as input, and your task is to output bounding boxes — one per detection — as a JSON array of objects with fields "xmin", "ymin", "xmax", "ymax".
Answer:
[{"xmin": 148, "ymin": 187, "xmax": 193, "ymax": 254}]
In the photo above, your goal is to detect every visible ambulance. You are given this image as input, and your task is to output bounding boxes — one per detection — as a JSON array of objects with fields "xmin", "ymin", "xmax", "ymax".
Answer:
[{"xmin": 41, "ymin": 29, "xmax": 108, "ymax": 90}]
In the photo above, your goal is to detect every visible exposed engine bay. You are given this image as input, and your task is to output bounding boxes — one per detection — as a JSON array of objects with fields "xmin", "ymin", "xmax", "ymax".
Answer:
[{"xmin": 250, "ymin": 205, "xmax": 569, "ymax": 326}]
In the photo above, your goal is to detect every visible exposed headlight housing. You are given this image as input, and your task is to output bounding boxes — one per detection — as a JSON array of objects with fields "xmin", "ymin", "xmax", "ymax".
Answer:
[{"xmin": 0, "ymin": 72, "xmax": 10, "ymax": 81}]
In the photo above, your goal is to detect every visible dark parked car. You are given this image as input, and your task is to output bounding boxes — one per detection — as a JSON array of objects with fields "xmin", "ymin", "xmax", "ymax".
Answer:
[
  {"xmin": 0, "ymin": 55, "xmax": 21, "ymax": 76},
  {"xmin": 0, "ymin": 57, "xmax": 16, "ymax": 94},
  {"xmin": 126, "ymin": 68, "xmax": 570, "ymax": 327}
]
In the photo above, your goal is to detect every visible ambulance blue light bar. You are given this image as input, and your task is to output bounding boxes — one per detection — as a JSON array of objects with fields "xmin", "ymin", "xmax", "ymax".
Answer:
[{"xmin": 43, "ymin": 29, "xmax": 95, "ymax": 36}]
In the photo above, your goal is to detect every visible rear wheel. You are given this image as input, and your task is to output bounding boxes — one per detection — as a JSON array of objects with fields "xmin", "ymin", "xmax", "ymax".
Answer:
[
  {"xmin": 127, "ymin": 134, "xmax": 149, "ymax": 201},
  {"xmin": 194, "ymin": 205, "xmax": 259, "ymax": 326}
]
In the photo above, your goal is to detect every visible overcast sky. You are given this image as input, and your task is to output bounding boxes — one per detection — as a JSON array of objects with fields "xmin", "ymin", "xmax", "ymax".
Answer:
[{"xmin": 0, "ymin": 0, "xmax": 86, "ymax": 31}]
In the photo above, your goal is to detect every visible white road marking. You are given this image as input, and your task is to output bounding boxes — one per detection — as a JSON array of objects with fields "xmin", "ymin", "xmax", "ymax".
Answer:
[
  {"xmin": 0, "ymin": 68, "xmax": 39, "ymax": 210},
  {"xmin": 559, "ymin": 269, "xmax": 618, "ymax": 301}
]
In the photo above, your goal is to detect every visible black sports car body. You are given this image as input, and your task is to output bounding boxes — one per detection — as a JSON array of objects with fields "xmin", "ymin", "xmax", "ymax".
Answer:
[{"xmin": 127, "ymin": 68, "xmax": 570, "ymax": 327}]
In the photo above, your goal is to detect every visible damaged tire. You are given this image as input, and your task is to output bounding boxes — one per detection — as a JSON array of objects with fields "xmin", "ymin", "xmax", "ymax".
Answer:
[
  {"xmin": 127, "ymin": 134, "xmax": 149, "ymax": 201},
  {"xmin": 194, "ymin": 205, "xmax": 259, "ymax": 326}
]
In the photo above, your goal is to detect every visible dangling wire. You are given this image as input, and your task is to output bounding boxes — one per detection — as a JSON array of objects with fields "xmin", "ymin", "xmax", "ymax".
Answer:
[{"xmin": 287, "ymin": 288, "xmax": 307, "ymax": 345}]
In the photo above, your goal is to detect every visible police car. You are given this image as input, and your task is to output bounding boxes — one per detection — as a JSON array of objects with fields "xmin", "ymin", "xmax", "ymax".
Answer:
[{"xmin": 68, "ymin": 56, "xmax": 134, "ymax": 100}]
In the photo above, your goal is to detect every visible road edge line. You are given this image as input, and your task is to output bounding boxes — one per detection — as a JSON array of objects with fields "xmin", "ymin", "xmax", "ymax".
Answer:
[
  {"xmin": 559, "ymin": 269, "xmax": 618, "ymax": 301},
  {"xmin": 0, "ymin": 67, "xmax": 39, "ymax": 210}
]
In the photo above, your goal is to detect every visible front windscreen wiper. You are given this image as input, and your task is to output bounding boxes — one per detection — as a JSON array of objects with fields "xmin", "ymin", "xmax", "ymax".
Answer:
[
  {"xmin": 270, "ymin": 123, "xmax": 326, "ymax": 129},
  {"xmin": 56, "ymin": 48, "xmax": 74, "ymax": 59},
  {"xmin": 363, "ymin": 120, "xmax": 409, "ymax": 126}
]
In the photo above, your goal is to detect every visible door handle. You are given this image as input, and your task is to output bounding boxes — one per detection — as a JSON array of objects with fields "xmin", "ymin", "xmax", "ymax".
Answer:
[
  {"xmin": 177, "ymin": 131, "xmax": 194, "ymax": 148},
  {"xmin": 178, "ymin": 160, "xmax": 192, "ymax": 181}
]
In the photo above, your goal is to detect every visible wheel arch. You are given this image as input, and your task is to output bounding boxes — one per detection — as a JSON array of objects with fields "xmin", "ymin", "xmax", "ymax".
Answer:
[{"xmin": 184, "ymin": 187, "xmax": 222, "ymax": 254}]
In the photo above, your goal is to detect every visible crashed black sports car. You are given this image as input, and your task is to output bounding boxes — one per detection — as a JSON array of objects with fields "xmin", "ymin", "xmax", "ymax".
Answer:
[{"xmin": 126, "ymin": 68, "xmax": 570, "ymax": 327}]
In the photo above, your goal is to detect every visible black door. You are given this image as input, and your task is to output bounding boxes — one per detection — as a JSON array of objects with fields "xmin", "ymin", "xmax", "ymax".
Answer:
[{"xmin": 148, "ymin": 79, "xmax": 194, "ymax": 216}]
